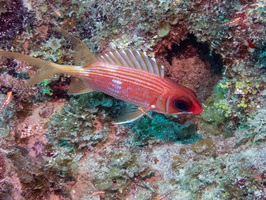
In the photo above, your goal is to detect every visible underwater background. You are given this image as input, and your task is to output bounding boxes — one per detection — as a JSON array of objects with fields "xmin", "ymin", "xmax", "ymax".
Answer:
[{"xmin": 0, "ymin": 0, "xmax": 265, "ymax": 199}]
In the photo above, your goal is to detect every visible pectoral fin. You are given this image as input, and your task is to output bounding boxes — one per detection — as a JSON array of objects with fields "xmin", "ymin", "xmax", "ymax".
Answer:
[{"xmin": 113, "ymin": 104, "xmax": 151, "ymax": 124}]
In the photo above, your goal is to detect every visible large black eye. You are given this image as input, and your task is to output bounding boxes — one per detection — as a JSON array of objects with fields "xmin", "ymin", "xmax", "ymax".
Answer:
[{"xmin": 173, "ymin": 97, "xmax": 192, "ymax": 112}]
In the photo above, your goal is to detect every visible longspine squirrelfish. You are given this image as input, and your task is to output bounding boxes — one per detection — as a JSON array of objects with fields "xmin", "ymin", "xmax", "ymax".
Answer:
[{"xmin": 0, "ymin": 28, "xmax": 202, "ymax": 123}]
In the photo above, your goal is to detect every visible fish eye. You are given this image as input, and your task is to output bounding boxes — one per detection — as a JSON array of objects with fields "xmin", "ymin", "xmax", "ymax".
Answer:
[{"xmin": 173, "ymin": 97, "xmax": 192, "ymax": 112}]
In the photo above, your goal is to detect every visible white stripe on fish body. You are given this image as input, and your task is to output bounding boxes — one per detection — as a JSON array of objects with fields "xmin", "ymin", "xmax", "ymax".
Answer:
[
  {"xmin": 88, "ymin": 71, "xmax": 165, "ymax": 95},
  {"xmin": 102, "ymin": 83, "xmax": 150, "ymax": 108},
  {"xmin": 103, "ymin": 79, "xmax": 123, "ymax": 95},
  {"xmin": 111, "ymin": 83, "xmax": 122, "ymax": 91},
  {"xmin": 109, "ymin": 79, "xmax": 123, "ymax": 94},
  {"xmin": 106, "ymin": 86, "xmax": 121, "ymax": 94},
  {"xmin": 87, "ymin": 65, "xmax": 169, "ymax": 93},
  {"xmin": 123, "ymin": 86, "xmax": 151, "ymax": 107},
  {"xmin": 112, "ymin": 79, "xmax": 122, "ymax": 85}
]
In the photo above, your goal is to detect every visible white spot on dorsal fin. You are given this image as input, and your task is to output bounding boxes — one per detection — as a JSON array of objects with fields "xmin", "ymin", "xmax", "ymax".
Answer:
[{"xmin": 97, "ymin": 50, "xmax": 164, "ymax": 77}]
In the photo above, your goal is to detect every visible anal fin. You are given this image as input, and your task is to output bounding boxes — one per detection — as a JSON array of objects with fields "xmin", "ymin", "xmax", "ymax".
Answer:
[{"xmin": 68, "ymin": 77, "xmax": 94, "ymax": 94}]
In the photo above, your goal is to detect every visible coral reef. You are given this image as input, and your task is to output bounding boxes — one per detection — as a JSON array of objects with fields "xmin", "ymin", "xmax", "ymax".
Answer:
[{"xmin": 0, "ymin": 0, "xmax": 265, "ymax": 199}]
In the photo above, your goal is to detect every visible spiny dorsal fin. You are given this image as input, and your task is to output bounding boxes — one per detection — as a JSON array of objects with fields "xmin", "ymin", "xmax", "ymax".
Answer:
[
  {"xmin": 97, "ymin": 50, "xmax": 165, "ymax": 77},
  {"xmin": 53, "ymin": 28, "xmax": 98, "ymax": 66}
]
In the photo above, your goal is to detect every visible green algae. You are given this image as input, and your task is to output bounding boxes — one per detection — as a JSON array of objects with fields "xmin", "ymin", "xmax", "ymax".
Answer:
[
  {"xmin": 158, "ymin": 21, "xmax": 171, "ymax": 38},
  {"xmin": 77, "ymin": 92, "xmax": 114, "ymax": 108},
  {"xmin": 131, "ymin": 113, "xmax": 201, "ymax": 144},
  {"xmin": 46, "ymin": 93, "xmax": 109, "ymax": 150},
  {"xmin": 191, "ymin": 138, "xmax": 215, "ymax": 156},
  {"xmin": 201, "ymin": 80, "xmax": 232, "ymax": 136},
  {"xmin": 39, "ymin": 79, "xmax": 53, "ymax": 96}
]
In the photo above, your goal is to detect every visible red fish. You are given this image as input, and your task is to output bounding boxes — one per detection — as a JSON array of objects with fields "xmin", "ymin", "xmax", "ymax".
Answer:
[
  {"xmin": 220, "ymin": 12, "xmax": 247, "ymax": 28},
  {"xmin": 0, "ymin": 29, "xmax": 202, "ymax": 123},
  {"xmin": 0, "ymin": 91, "xmax": 12, "ymax": 112}
]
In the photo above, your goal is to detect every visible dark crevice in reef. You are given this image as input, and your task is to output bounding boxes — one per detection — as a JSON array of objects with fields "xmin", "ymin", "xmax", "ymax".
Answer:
[
  {"xmin": 50, "ymin": 76, "xmax": 72, "ymax": 100},
  {"xmin": 165, "ymin": 34, "xmax": 224, "ymax": 76},
  {"xmin": 157, "ymin": 33, "xmax": 224, "ymax": 103}
]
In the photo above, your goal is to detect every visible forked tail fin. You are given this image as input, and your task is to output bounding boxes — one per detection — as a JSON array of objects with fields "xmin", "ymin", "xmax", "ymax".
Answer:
[
  {"xmin": 0, "ymin": 51, "xmax": 83, "ymax": 86},
  {"xmin": 0, "ymin": 28, "xmax": 98, "ymax": 87},
  {"xmin": 0, "ymin": 51, "xmax": 63, "ymax": 85}
]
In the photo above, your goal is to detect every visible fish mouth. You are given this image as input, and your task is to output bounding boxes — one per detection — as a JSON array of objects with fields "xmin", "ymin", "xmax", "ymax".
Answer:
[{"xmin": 172, "ymin": 111, "xmax": 193, "ymax": 115}]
